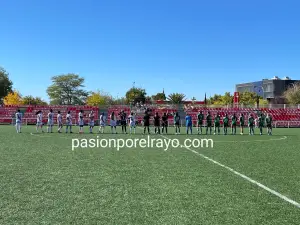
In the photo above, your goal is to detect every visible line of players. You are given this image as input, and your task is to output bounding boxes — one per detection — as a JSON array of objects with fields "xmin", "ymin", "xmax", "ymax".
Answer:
[
  {"xmin": 144, "ymin": 110, "xmax": 273, "ymax": 136},
  {"xmin": 15, "ymin": 109, "xmax": 135, "ymax": 134},
  {"xmin": 14, "ymin": 109, "xmax": 273, "ymax": 135},
  {"xmin": 190, "ymin": 111, "xmax": 273, "ymax": 136}
]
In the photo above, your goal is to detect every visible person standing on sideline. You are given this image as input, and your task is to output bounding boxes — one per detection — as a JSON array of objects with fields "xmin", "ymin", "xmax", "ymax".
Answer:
[
  {"xmin": 89, "ymin": 110, "xmax": 95, "ymax": 134},
  {"xmin": 248, "ymin": 114, "xmax": 255, "ymax": 135},
  {"xmin": 78, "ymin": 110, "xmax": 84, "ymax": 134},
  {"xmin": 266, "ymin": 114, "xmax": 273, "ymax": 135},
  {"xmin": 206, "ymin": 111, "xmax": 212, "ymax": 135},
  {"xmin": 231, "ymin": 113, "xmax": 237, "ymax": 135},
  {"xmin": 36, "ymin": 111, "xmax": 44, "ymax": 133},
  {"xmin": 153, "ymin": 112, "xmax": 161, "ymax": 134},
  {"xmin": 143, "ymin": 112, "xmax": 150, "ymax": 134},
  {"xmin": 128, "ymin": 112, "xmax": 136, "ymax": 134},
  {"xmin": 119, "ymin": 110, "xmax": 127, "ymax": 134},
  {"xmin": 66, "ymin": 111, "xmax": 73, "ymax": 133},
  {"xmin": 15, "ymin": 109, "xmax": 22, "ymax": 133},
  {"xmin": 110, "ymin": 112, "xmax": 117, "ymax": 134},
  {"xmin": 161, "ymin": 112, "xmax": 168, "ymax": 134},
  {"xmin": 214, "ymin": 113, "xmax": 221, "ymax": 135},
  {"xmin": 99, "ymin": 112, "xmax": 106, "ymax": 134},
  {"xmin": 239, "ymin": 113, "xmax": 245, "ymax": 135},
  {"xmin": 47, "ymin": 109, "xmax": 54, "ymax": 133},
  {"xmin": 174, "ymin": 112, "xmax": 181, "ymax": 134},
  {"xmin": 57, "ymin": 111, "xmax": 63, "ymax": 133},
  {"xmin": 185, "ymin": 112, "xmax": 193, "ymax": 135},
  {"xmin": 223, "ymin": 113, "xmax": 229, "ymax": 135},
  {"xmin": 197, "ymin": 111, "xmax": 204, "ymax": 134}
]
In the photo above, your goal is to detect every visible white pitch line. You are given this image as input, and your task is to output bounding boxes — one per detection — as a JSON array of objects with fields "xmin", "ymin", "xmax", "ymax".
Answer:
[
  {"xmin": 160, "ymin": 134, "xmax": 300, "ymax": 209},
  {"xmin": 30, "ymin": 129, "xmax": 299, "ymax": 208},
  {"xmin": 214, "ymin": 135, "xmax": 287, "ymax": 143}
]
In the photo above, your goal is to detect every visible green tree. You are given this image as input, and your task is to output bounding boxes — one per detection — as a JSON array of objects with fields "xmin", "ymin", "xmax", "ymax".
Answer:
[
  {"xmin": 259, "ymin": 98, "xmax": 268, "ymax": 105},
  {"xmin": 239, "ymin": 92, "xmax": 259, "ymax": 105},
  {"xmin": 152, "ymin": 92, "xmax": 166, "ymax": 101},
  {"xmin": 167, "ymin": 93, "xmax": 186, "ymax": 104},
  {"xmin": 125, "ymin": 87, "xmax": 147, "ymax": 104},
  {"xmin": 208, "ymin": 94, "xmax": 223, "ymax": 104},
  {"xmin": 0, "ymin": 67, "xmax": 13, "ymax": 103},
  {"xmin": 284, "ymin": 82, "xmax": 300, "ymax": 104},
  {"xmin": 111, "ymin": 97, "xmax": 126, "ymax": 105},
  {"xmin": 222, "ymin": 92, "xmax": 233, "ymax": 105},
  {"xmin": 22, "ymin": 95, "xmax": 48, "ymax": 105},
  {"xmin": 47, "ymin": 74, "xmax": 89, "ymax": 105}
]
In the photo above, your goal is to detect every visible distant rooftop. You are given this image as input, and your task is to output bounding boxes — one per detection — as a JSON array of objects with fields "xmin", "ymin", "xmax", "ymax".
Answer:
[{"xmin": 263, "ymin": 76, "xmax": 292, "ymax": 81}]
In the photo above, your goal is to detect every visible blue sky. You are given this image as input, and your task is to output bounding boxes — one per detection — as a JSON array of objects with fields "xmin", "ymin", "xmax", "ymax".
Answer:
[{"xmin": 1, "ymin": 0, "xmax": 300, "ymax": 102}]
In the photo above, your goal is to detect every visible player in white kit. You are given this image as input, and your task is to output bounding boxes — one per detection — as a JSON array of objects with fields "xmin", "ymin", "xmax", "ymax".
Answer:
[
  {"xmin": 110, "ymin": 111, "xmax": 117, "ymax": 134},
  {"xmin": 78, "ymin": 110, "xmax": 84, "ymax": 133},
  {"xmin": 66, "ymin": 111, "xmax": 73, "ymax": 133},
  {"xmin": 36, "ymin": 111, "xmax": 44, "ymax": 132},
  {"xmin": 57, "ymin": 111, "xmax": 63, "ymax": 133},
  {"xmin": 99, "ymin": 112, "xmax": 106, "ymax": 133},
  {"xmin": 128, "ymin": 112, "xmax": 136, "ymax": 134},
  {"xmin": 47, "ymin": 109, "xmax": 54, "ymax": 133},
  {"xmin": 88, "ymin": 110, "xmax": 95, "ymax": 133},
  {"xmin": 15, "ymin": 109, "xmax": 22, "ymax": 133}
]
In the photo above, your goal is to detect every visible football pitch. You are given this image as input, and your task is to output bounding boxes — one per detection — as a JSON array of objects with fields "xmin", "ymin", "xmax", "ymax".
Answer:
[{"xmin": 0, "ymin": 125, "xmax": 300, "ymax": 224}]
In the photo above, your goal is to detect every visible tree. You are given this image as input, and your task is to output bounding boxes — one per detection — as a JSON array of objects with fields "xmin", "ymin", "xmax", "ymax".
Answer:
[
  {"xmin": 208, "ymin": 94, "xmax": 223, "ymax": 104},
  {"xmin": 207, "ymin": 92, "xmax": 261, "ymax": 105},
  {"xmin": 152, "ymin": 92, "xmax": 166, "ymax": 101},
  {"xmin": 259, "ymin": 98, "xmax": 268, "ymax": 105},
  {"xmin": 22, "ymin": 95, "xmax": 48, "ymax": 105},
  {"xmin": 3, "ymin": 90, "xmax": 22, "ymax": 105},
  {"xmin": 167, "ymin": 93, "xmax": 186, "ymax": 104},
  {"xmin": 0, "ymin": 67, "xmax": 13, "ymax": 103},
  {"xmin": 284, "ymin": 82, "xmax": 300, "ymax": 104},
  {"xmin": 125, "ymin": 87, "xmax": 147, "ymax": 104},
  {"xmin": 47, "ymin": 74, "xmax": 89, "ymax": 105},
  {"xmin": 222, "ymin": 92, "xmax": 233, "ymax": 105},
  {"xmin": 239, "ymin": 92, "xmax": 259, "ymax": 105},
  {"xmin": 86, "ymin": 90, "xmax": 113, "ymax": 106},
  {"xmin": 145, "ymin": 96, "xmax": 152, "ymax": 104},
  {"xmin": 111, "ymin": 97, "xmax": 126, "ymax": 105}
]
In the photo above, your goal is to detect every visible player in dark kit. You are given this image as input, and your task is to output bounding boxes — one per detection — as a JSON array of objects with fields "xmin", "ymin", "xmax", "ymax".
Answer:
[
  {"xmin": 206, "ymin": 112, "xmax": 212, "ymax": 135},
  {"xmin": 231, "ymin": 113, "xmax": 237, "ymax": 135},
  {"xmin": 239, "ymin": 113, "xmax": 245, "ymax": 135},
  {"xmin": 161, "ymin": 112, "xmax": 168, "ymax": 134},
  {"xmin": 143, "ymin": 112, "xmax": 150, "ymax": 134},
  {"xmin": 248, "ymin": 114, "xmax": 255, "ymax": 135},
  {"xmin": 153, "ymin": 112, "xmax": 161, "ymax": 134},
  {"xmin": 119, "ymin": 110, "xmax": 127, "ymax": 134},
  {"xmin": 197, "ymin": 111, "xmax": 204, "ymax": 134},
  {"xmin": 174, "ymin": 112, "xmax": 181, "ymax": 134},
  {"xmin": 258, "ymin": 113, "xmax": 264, "ymax": 135},
  {"xmin": 266, "ymin": 113, "xmax": 273, "ymax": 135},
  {"xmin": 214, "ymin": 113, "xmax": 221, "ymax": 135},
  {"xmin": 223, "ymin": 113, "xmax": 229, "ymax": 135}
]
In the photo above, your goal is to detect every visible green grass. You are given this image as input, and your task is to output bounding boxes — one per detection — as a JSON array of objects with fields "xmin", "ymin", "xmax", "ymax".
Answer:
[{"xmin": 0, "ymin": 125, "xmax": 300, "ymax": 224}]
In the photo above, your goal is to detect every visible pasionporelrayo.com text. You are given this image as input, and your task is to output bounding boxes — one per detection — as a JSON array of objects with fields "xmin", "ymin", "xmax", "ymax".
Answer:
[{"xmin": 71, "ymin": 135, "xmax": 214, "ymax": 151}]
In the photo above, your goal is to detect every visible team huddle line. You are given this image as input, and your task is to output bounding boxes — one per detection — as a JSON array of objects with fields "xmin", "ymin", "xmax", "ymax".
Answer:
[{"xmin": 14, "ymin": 109, "xmax": 273, "ymax": 136}]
